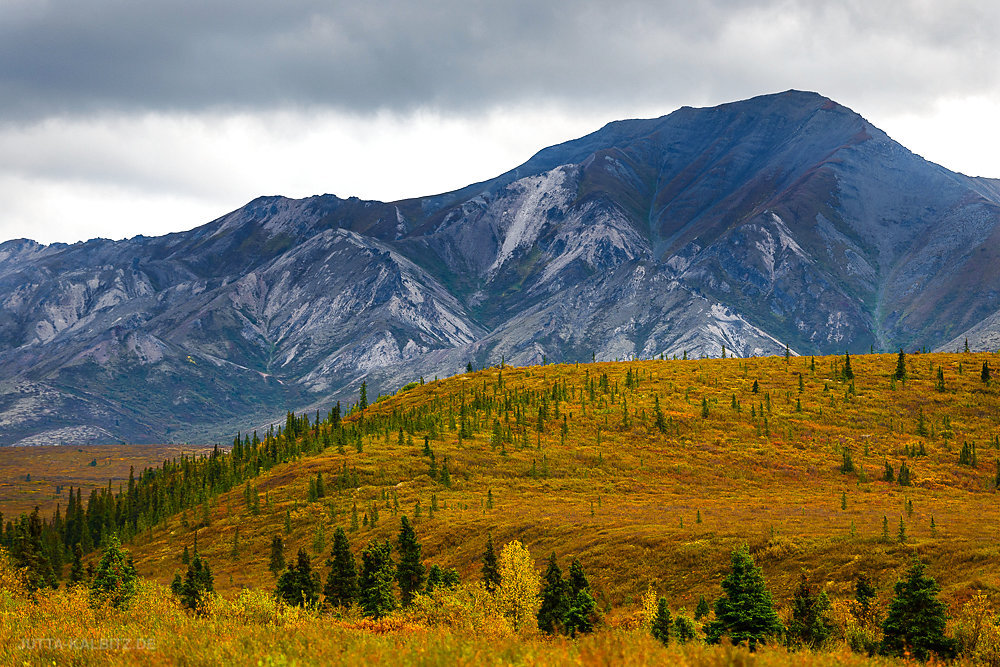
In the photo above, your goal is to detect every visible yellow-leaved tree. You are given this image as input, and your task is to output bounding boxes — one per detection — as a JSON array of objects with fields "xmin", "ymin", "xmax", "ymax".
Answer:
[{"xmin": 497, "ymin": 540, "xmax": 540, "ymax": 632}]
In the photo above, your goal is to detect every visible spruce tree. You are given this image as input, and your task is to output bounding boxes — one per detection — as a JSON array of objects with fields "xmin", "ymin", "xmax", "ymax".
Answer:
[
  {"xmin": 843, "ymin": 352, "xmax": 854, "ymax": 381},
  {"xmin": 537, "ymin": 553, "xmax": 568, "ymax": 634},
  {"xmin": 880, "ymin": 559, "xmax": 955, "ymax": 660},
  {"xmin": 324, "ymin": 527, "xmax": 358, "ymax": 608},
  {"xmin": 11, "ymin": 508, "xmax": 56, "ymax": 591},
  {"xmin": 482, "ymin": 533, "xmax": 501, "ymax": 593},
  {"xmin": 182, "ymin": 544, "xmax": 190, "ymax": 565},
  {"xmin": 358, "ymin": 381, "xmax": 368, "ymax": 410},
  {"xmin": 695, "ymin": 595, "xmax": 711, "ymax": 621},
  {"xmin": 674, "ymin": 613, "xmax": 697, "ymax": 642},
  {"xmin": 982, "ymin": 361, "xmax": 991, "ymax": 385},
  {"xmin": 854, "ymin": 573, "xmax": 876, "ymax": 616},
  {"xmin": 654, "ymin": 395, "xmax": 667, "ymax": 433},
  {"xmin": 88, "ymin": 534, "xmax": 137, "ymax": 609},
  {"xmin": 564, "ymin": 558, "xmax": 596, "ymax": 636},
  {"xmin": 359, "ymin": 539, "xmax": 396, "ymax": 618},
  {"xmin": 395, "ymin": 516, "xmax": 425, "ymax": 607},
  {"xmin": 69, "ymin": 543, "xmax": 85, "ymax": 584},
  {"xmin": 894, "ymin": 349, "xmax": 907, "ymax": 381},
  {"xmin": 651, "ymin": 597, "xmax": 672, "ymax": 645},
  {"xmin": 425, "ymin": 564, "xmax": 443, "ymax": 593},
  {"xmin": 897, "ymin": 461, "xmax": 911, "ymax": 486},
  {"xmin": 275, "ymin": 548, "xmax": 321, "ymax": 607},
  {"xmin": 268, "ymin": 535, "xmax": 285, "ymax": 577},
  {"xmin": 179, "ymin": 552, "xmax": 214, "ymax": 614},
  {"xmin": 705, "ymin": 544, "xmax": 783, "ymax": 650},
  {"xmin": 787, "ymin": 574, "xmax": 833, "ymax": 649}
]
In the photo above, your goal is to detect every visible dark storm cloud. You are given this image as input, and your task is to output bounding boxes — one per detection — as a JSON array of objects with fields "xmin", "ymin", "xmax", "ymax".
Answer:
[{"xmin": 2, "ymin": 0, "xmax": 997, "ymax": 120}]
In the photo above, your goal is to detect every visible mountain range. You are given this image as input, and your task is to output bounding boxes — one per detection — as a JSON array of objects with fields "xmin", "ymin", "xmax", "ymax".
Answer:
[{"xmin": 2, "ymin": 90, "xmax": 999, "ymax": 446}]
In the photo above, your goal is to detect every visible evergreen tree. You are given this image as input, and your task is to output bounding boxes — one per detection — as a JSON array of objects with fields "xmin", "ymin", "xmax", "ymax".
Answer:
[
  {"xmin": 442, "ymin": 568, "xmax": 460, "ymax": 588},
  {"xmin": 275, "ymin": 548, "xmax": 321, "ymax": 607},
  {"xmin": 439, "ymin": 458, "xmax": 451, "ymax": 488},
  {"xmin": 675, "ymin": 613, "xmax": 697, "ymax": 642},
  {"xmin": 894, "ymin": 349, "xmax": 907, "ymax": 381},
  {"xmin": 752, "ymin": 379, "xmax": 759, "ymax": 394},
  {"xmin": 179, "ymin": 552, "xmax": 215, "ymax": 614},
  {"xmin": 268, "ymin": 535, "xmax": 285, "ymax": 577},
  {"xmin": 882, "ymin": 460, "xmax": 895, "ymax": 483},
  {"xmin": 324, "ymin": 527, "xmax": 358, "ymax": 608},
  {"xmin": 537, "ymin": 553, "xmax": 568, "ymax": 634},
  {"xmin": 88, "ymin": 534, "xmax": 137, "ymax": 609},
  {"xmin": 396, "ymin": 516, "xmax": 425, "ymax": 607},
  {"xmin": 651, "ymin": 597, "xmax": 672, "ymax": 645},
  {"xmin": 695, "ymin": 595, "xmax": 711, "ymax": 621},
  {"xmin": 181, "ymin": 544, "xmax": 190, "ymax": 565},
  {"xmin": 787, "ymin": 574, "xmax": 833, "ymax": 649},
  {"xmin": 482, "ymin": 533, "xmax": 501, "ymax": 593},
  {"xmin": 854, "ymin": 573, "xmax": 877, "ymax": 616},
  {"xmin": 359, "ymin": 539, "xmax": 396, "ymax": 619},
  {"xmin": 843, "ymin": 352, "xmax": 854, "ymax": 381},
  {"xmin": 68, "ymin": 543, "xmax": 85, "ymax": 584},
  {"xmin": 425, "ymin": 564, "xmax": 443, "ymax": 594},
  {"xmin": 841, "ymin": 448, "xmax": 855, "ymax": 473},
  {"xmin": 706, "ymin": 544, "xmax": 783, "ymax": 650},
  {"xmin": 358, "ymin": 381, "xmax": 368, "ymax": 411},
  {"xmin": 170, "ymin": 573, "xmax": 183, "ymax": 596},
  {"xmin": 10, "ymin": 508, "xmax": 56, "ymax": 591},
  {"xmin": 653, "ymin": 395, "xmax": 667, "ymax": 433},
  {"xmin": 897, "ymin": 461, "xmax": 911, "ymax": 486},
  {"xmin": 982, "ymin": 361, "xmax": 991, "ymax": 385},
  {"xmin": 880, "ymin": 559, "xmax": 956, "ymax": 661},
  {"xmin": 564, "ymin": 558, "xmax": 597, "ymax": 636}
]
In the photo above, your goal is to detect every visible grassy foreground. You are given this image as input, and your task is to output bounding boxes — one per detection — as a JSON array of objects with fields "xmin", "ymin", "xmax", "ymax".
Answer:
[{"xmin": 1, "ymin": 574, "xmax": 911, "ymax": 666}]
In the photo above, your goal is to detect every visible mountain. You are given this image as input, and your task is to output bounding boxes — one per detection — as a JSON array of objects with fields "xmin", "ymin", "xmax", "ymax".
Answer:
[{"xmin": 1, "ymin": 90, "xmax": 999, "ymax": 446}]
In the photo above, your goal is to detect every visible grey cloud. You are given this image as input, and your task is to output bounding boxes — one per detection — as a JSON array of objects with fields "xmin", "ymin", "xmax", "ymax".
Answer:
[{"xmin": 2, "ymin": 0, "xmax": 998, "ymax": 121}]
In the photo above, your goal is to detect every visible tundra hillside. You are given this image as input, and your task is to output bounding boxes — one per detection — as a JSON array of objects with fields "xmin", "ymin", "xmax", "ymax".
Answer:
[{"xmin": 3, "ymin": 351, "xmax": 1000, "ymax": 664}]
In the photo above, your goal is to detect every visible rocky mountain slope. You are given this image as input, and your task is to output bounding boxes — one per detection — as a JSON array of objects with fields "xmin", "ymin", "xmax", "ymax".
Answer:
[{"xmin": 1, "ymin": 90, "xmax": 998, "ymax": 445}]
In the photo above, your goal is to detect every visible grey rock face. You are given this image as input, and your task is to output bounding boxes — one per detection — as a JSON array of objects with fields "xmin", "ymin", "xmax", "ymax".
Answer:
[{"xmin": 1, "ymin": 90, "xmax": 998, "ymax": 445}]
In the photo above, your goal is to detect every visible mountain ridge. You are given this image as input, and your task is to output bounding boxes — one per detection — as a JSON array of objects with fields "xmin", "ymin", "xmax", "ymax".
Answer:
[{"xmin": 2, "ymin": 90, "xmax": 999, "ymax": 446}]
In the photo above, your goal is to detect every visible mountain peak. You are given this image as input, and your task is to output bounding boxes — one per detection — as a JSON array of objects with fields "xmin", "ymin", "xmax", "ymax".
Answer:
[{"xmin": 1, "ymin": 93, "xmax": 999, "ymax": 446}]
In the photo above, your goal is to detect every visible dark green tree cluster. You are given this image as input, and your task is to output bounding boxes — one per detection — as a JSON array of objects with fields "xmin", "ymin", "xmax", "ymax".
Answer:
[
  {"xmin": 2, "ymin": 403, "xmax": 355, "ymax": 581},
  {"xmin": 275, "ymin": 548, "xmax": 321, "ymax": 607},
  {"xmin": 787, "ymin": 574, "xmax": 833, "ymax": 649},
  {"xmin": 537, "ymin": 554, "xmax": 597, "ymax": 637},
  {"xmin": 172, "ymin": 551, "xmax": 215, "ymax": 614}
]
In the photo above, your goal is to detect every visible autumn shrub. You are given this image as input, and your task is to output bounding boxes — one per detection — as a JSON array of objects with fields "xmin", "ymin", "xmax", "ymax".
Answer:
[
  {"xmin": 954, "ymin": 593, "xmax": 1000, "ymax": 665},
  {"xmin": 0, "ymin": 547, "xmax": 28, "ymax": 607},
  {"xmin": 404, "ymin": 583, "xmax": 514, "ymax": 638}
]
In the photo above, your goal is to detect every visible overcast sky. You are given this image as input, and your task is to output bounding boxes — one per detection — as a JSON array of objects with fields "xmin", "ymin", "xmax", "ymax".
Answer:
[{"xmin": 2, "ymin": 0, "xmax": 999, "ymax": 245}]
